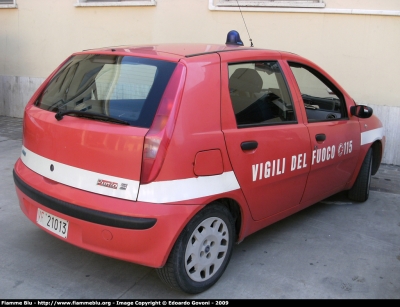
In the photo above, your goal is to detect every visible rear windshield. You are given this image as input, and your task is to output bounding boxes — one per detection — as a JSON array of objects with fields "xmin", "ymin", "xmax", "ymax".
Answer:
[{"xmin": 36, "ymin": 54, "xmax": 177, "ymax": 128}]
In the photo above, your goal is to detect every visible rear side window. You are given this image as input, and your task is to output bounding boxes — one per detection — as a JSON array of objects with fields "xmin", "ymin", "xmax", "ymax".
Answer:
[
  {"xmin": 36, "ymin": 55, "xmax": 177, "ymax": 128},
  {"xmin": 228, "ymin": 61, "xmax": 296, "ymax": 127}
]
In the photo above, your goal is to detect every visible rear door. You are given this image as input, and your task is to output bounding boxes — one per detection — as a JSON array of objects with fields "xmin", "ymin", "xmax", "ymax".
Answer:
[{"xmin": 220, "ymin": 52, "xmax": 311, "ymax": 221}]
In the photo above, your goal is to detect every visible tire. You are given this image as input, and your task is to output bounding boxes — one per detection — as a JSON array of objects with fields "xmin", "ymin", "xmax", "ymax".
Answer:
[
  {"xmin": 348, "ymin": 148, "xmax": 373, "ymax": 202},
  {"xmin": 157, "ymin": 203, "xmax": 235, "ymax": 294}
]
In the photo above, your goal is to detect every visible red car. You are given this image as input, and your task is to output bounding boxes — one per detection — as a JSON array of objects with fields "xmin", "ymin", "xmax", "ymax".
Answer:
[{"xmin": 13, "ymin": 32, "xmax": 385, "ymax": 293}]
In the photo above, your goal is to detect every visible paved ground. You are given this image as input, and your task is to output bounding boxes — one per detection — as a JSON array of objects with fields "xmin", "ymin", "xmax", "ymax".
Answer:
[{"xmin": 1, "ymin": 115, "xmax": 399, "ymax": 299}]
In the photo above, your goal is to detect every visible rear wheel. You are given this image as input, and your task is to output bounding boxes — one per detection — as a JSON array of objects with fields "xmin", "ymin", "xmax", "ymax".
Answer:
[
  {"xmin": 348, "ymin": 148, "xmax": 373, "ymax": 202},
  {"xmin": 157, "ymin": 203, "xmax": 235, "ymax": 294}
]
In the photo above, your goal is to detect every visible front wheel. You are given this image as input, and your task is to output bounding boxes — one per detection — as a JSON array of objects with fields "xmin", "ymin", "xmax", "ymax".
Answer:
[
  {"xmin": 348, "ymin": 148, "xmax": 373, "ymax": 202},
  {"xmin": 157, "ymin": 203, "xmax": 235, "ymax": 294}
]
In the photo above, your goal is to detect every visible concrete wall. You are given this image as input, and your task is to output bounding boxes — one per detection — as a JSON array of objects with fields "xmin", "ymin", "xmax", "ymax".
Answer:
[
  {"xmin": 0, "ymin": 75, "xmax": 43, "ymax": 117},
  {"xmin": 369, "ymin": 104, "xmax": 400, "ymax": 166},
  {"xmin": 1, "ymin": 0, "xmax": 399, "ymax": 164}
]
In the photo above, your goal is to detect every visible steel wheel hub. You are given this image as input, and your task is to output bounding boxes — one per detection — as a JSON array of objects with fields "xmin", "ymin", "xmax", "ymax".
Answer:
[{"xmin": 184, "ymin": 217, "xmax": 229, "ymax": 282}]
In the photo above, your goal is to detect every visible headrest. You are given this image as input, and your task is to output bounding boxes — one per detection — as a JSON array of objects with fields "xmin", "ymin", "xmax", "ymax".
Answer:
[{"xmin": 229, "ymin": 68, "xmax": 262, "ymax": 93}]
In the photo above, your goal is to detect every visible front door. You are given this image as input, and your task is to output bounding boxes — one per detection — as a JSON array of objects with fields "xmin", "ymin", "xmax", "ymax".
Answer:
[{"xmin": 287, "ymin": 62, "xmax": 361, "ymax": 205}]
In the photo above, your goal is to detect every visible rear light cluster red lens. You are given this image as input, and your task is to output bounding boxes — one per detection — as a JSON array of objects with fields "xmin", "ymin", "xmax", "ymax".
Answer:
[{"xmin": 140, "ymin": 63, "xmax": 187, "ymax": 184}]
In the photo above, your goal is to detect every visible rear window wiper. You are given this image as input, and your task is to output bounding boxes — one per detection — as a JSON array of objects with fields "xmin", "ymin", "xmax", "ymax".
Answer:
[{"xmin": 55, "ymin": 110, "xmax": 130, "ymax": 125}]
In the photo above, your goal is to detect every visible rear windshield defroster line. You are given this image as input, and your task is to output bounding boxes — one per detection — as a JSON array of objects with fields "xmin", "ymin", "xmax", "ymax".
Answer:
[{"xmin": 13, "ymin": 170, "xmax": 157, "ymax": 230}]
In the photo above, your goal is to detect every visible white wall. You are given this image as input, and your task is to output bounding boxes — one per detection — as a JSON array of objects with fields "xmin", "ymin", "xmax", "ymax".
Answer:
[{"xmin": 1, "ymin": 0, "xmax": 399, "ymax": 164}]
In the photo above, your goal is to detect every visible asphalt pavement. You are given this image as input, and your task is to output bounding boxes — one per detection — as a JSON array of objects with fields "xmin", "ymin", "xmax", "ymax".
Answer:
[{"xmin": 0, "ymin": 115, "xmax": 399, "ymax": 299}]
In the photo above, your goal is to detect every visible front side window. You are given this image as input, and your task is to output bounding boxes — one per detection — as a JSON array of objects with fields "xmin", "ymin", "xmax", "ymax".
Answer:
[
  {"xmin": 228, "ymin": 61, "xmax": 296, "ymax": 127},
  {"xmin": 36, "ymin": 54, "xmax": 177, "ymax": 128},
  {"xmin": 289, "ymin": 62, "xmax": 347, "ymax": 122}
]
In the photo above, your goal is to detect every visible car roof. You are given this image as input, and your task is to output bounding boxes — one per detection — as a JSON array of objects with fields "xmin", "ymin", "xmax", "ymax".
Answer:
[{"xmin": 80, "ymin": 43, "xmax": 297, "ymax": 62}]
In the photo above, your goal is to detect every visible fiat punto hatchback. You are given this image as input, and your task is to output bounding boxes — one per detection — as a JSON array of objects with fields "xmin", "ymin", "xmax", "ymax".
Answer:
[{"xmin": 14, "ymin": 34, "xmax": 385, "ymax": 293}]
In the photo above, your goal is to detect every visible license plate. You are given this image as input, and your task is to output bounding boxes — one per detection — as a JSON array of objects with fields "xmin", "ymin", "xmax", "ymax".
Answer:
[{"xmin": 37, "ymin": 208, "xmax": 69, "ymax": 239}]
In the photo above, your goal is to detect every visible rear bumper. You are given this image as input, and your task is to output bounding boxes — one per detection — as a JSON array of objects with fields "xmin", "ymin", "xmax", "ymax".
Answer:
[
  {"xmin": 14, "ymin": 170, "xmax": 156, "ymax": 230},
  {"xmin": 13, "ymin": 159, "xmax": 201, "ymax": 268}
]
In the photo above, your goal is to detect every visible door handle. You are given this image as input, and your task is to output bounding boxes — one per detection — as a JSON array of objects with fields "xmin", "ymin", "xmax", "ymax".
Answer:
[
  {"xmin": 241, "ymin": 141, "xmax": 258, "ymax": 151},
  {"xmin": 315, "ymin": 134, "xmax": 326, "ymax": 142}
]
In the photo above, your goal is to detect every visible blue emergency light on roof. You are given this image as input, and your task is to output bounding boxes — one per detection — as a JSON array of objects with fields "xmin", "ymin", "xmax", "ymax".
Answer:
[{"xmin": 226, "ymin": 30, "xmax": 244, "ymax": 46}]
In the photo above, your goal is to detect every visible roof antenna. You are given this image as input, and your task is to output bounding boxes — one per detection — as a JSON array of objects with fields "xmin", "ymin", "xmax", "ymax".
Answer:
[{"xmin": 235, "ymin": 0, "xmax": 254, "ymax": 47}]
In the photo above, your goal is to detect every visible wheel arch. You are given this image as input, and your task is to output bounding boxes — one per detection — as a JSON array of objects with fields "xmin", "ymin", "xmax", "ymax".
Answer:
[
  {"xmin": 212, "ymin": 197, "xmax": 243, "ymax": 243},
  {"xmin": 371, "ymin": 140, "xmax": 383, "ymax": 176}
]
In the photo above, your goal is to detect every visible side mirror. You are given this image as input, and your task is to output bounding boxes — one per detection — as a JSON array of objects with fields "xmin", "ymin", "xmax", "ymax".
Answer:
[{"xmin": 350, "ymin": 105, "xmax": 373, "ymax": 118}]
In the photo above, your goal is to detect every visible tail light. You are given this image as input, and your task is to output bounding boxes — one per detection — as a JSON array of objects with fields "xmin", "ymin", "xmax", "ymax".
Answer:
[{"xmin": 140, "ymin": 63, "xmax": 187, "ymax": 184}]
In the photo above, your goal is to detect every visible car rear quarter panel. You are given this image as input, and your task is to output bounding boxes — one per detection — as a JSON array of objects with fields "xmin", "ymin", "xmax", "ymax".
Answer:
[{"xmin": 149, "ymin": 55, "xmax": 238, "ymax": 191}]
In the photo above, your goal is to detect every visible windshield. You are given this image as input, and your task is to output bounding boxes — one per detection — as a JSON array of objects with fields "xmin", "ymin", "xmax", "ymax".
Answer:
[{"xmin": 36, "ymin": 54, "xmax": 177, "ymax": 128}]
